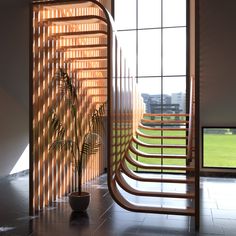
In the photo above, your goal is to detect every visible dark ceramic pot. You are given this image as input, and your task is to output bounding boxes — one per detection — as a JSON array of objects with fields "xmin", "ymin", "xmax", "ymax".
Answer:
[{"xmin": 69, "ymin": 191, "xmax": 90, "ymax": 212}]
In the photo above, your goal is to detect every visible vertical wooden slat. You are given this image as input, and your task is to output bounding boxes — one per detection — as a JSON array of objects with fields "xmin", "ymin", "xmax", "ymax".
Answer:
[
  {"xmin": 32, "ymin": 0, "xmax": 108, "ymax": 212},
  {"xmin": 52, "ymin": 8, "xmax": 57, "ymax": 202},
  {"xmin": 63, "ymin": 26, "xmax": 70, "ymax": 195},
  {"xmin": 33, "ymin": 6, "xmax": 39, "ymax": 214},
  {"xmin": 43, "ymin": 8, "xmax": 49, "ymax": 208},
  {"xmin": 29, "ymin": 1, "xmax": 34, "ymax": 215},
  {"xmin": 33, "ymin": 6, "xmax": 40, "ymax": 212},
  {"xmin": 71, "ymin": 37, "xmax": 76, "ymax": 193},
  {"xmin": 55, "ymin": 8, "xmax": 61, "ymax": 199},
  {"xmin": 39, "ymin": 7, "xmax": 44, "ymax": 210},
  {"xmin": 48, "ymin": 7, "xmax": 53, "ymax": 205},
  {"xmin": 58, "ymin": 9, "xmax": 63, "ymax": 198}
]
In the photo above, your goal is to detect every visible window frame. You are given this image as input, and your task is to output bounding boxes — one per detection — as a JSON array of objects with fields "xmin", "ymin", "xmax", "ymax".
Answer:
[
  {"xmin": 201, "ymin": 127, "xmax": 236, "ymax": 176},
  {"xmin": 114, "ymin": 0, "xmax": 190, "ymax": 115}
]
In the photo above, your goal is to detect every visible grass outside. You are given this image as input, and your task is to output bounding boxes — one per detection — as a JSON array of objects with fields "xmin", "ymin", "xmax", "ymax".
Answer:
[
  {"xmin": 114, "ymin": 125, "xmax": 236, "ymax": 171},
  {"xmin": 203, "ymin": 133, "xmax": 236, "ymax": 168},
  {"xmin": 130, "ymin": 128, "xmax": 187, "ymax": 173},
  {"xmin": 128, "ymin": 129, "xmax": 236, "ymax": 171}
]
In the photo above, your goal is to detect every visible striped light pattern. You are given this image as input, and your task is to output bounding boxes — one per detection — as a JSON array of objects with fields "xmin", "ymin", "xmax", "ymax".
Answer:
[{"xmin": 32, "ymin": 0, "xmax": 108, "ymax": 213}]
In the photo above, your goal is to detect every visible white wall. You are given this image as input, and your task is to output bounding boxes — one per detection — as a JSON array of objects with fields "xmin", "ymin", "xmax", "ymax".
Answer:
[{"xmin": 0, "ymin": 0, "xmax": 29, "ymax": 177}]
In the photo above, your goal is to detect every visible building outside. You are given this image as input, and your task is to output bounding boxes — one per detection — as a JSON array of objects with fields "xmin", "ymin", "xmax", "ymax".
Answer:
[
  {"xmin": 142, "ymin": 93, "xmax": 185, "ymax": 114},
  {"xmin": 171, "ymin": 92, "xmax": 186, "ymax": 113}
]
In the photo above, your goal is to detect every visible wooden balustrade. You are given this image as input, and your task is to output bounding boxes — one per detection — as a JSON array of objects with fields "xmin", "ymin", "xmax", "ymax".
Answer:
[
  {"xmin": 31, "ymin": 0, "xmax": 109, "ymax": 213},
  {"xmin": 31, "ymin": 0, "xmax": 199, "ymax": 229}
]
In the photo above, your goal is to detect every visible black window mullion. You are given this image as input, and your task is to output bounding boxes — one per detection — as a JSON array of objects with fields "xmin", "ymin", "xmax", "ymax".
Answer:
[
  {"xmin": 161, "ymin": 0, "xmax": 164, "ymax": 171},
  {"xmin": 136, "ymin": 0, "xmax": 138, "ymax": 83}
]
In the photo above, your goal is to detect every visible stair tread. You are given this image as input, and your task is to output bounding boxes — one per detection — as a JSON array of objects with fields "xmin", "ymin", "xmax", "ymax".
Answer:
[
  {"xmin": 136, "ymin": 130, "xmax": 187, "ymax": 139},
  {"xmin": 121, "ymin": 160, "xmax": 195, "ymax": 184},
  {"xmin": 144, "ymin": 113, "xmax": 189, "ymax": 117},
  {"xmin": 116, "ymin": 171, "xmax": 195, "ymax": 199},
  {"xmin": 129, "ymin": 145, "xmax": 188, "ymax": 159},
  {"xmin": 125, "ymin": 152, "xmax": 194, "ymax": 171},
  {"xmin": 60, "ymin": 44, "xmax": 107, "ymax": 51},
  {"xmin": 138, "ymin": 124, "xmax": 188, "ymax": 131},
  {"xmin": 66, "ymin": 56, "xmax": 107, "ymax": 61},
  {"xmin": 45, "ymin": 15, "xmax": 107, "ymax": 24},
  {"xmin": 111, "ymin": 180, "xmax": 195, "ymax": 216},
  {"xmin": 80, "ymin": 77, "xmax": 107, "ymax": 80},
  {"xmin": 74, "ymin": 67, "xmax": 107, "ymax": 71},
  {"xmin": 85, "ymin": 86, "xmax": 107, "ymax": 89},
  {"xmin": 51, "ymin": 30, "xmax": 107, "ymax": 38},
  {"xmin": 132, "ymin": 136, "xmax": 187, "ymax": 149},
  {"xmin": 142, "ymin": 119, "xmax": 189, "ymax": 124},
  {"xmin": 44, "ymin": 2, "xmax": 95, "ymax": 10}
]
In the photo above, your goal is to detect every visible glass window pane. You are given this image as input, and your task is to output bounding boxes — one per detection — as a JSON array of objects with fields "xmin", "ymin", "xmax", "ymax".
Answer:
[
  {"xmin": 138, "ymin": 29, "xmax": 161, "ymax": 76},
  {"xmin": 203, "ymin": 128, "xmax": 236, "ymax": 168},
  {"xmin": 138, "ymin": 77, "xmax": 161, "ymax": 113},
  {"xmin": 163, "ymin": 77, "xmax": 186, "ymax": 113},
  {"xmin": 138, "ymin": 0, "xmax": 161, "ymax": 29},
  {"xmin": 163, "ymin": 0, "xmax": 186, "ymax": 27},
  {"xmin": 117, "ymin": 30, "xmax": 136, "ymax": 75},
  {"xmin": 163, "ymin": 28, "xmax": 186, "ymax": 76},
  {"xmin": 115, "ymin": 0, "xmax": 136, "ymax": 30}
]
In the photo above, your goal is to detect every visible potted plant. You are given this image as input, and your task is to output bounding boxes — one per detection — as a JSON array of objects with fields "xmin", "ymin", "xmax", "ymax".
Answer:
[{"xmin": 48, "ymin": 67, "xmax": 105, "ymax": 212}]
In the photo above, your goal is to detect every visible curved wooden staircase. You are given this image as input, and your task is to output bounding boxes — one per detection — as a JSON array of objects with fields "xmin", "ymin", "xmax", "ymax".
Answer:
[
  {"xmin": 32, "ymin": 0, "xmax": 199, "ymax": 229},
  {"xmin": 108, "ymin": 67, "xmax": 198, "ymax": 225}
]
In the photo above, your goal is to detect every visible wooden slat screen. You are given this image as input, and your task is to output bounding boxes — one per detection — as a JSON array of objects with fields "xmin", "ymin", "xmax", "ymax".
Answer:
[{"xmin": 32, "ymin": 0, "xmax": 108, "ymax": 213}]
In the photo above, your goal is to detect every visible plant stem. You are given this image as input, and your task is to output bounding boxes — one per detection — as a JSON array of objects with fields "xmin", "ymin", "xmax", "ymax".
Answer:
[
  {"xmin": 73, "ymin": 105, "xmax": 82, "ymax": 195},
  {"xmin": 78, "ymin": 159, "xmax": 82, "ymax": 195}
]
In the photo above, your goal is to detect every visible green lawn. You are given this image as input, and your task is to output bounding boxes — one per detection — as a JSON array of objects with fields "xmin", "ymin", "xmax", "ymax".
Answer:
[
  {"xmin": 128, "ymin": 129, "xmax": 236, "ymax": 171},
  {"xmin": 114, "ymin": 125, "xmax": 236, "ymax": 172},
  {"xmin": 130, "ymin": 128, "xmax": 187, "ymax": 173},
  {"xmin": 203, "ymin": 133, "xmax": 236, "ymax": 168}
]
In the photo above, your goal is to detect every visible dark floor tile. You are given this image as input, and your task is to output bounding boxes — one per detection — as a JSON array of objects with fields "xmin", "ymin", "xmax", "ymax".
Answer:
[
  {"xmin": 108, "ymin": 211, "xmax": 146, "ymax": 222},
  {"xmin": 94, "ymin": 218, "xmax": 142, "ymax": 235},
  {"xmin": 167, "ymin": 215, "xmax": 190, "ymax": 221},
  {"xmin": 213, "ymin": 218, "xmax": 236, "ymax": 235},
  {"xmin": 138, "ymin": 225, "xmax": 194, "ymax": 236},
  {"xmin": 137, "ymin": 226, "xmax": 164, "ymax": 236},
  {"xmin": 216, "ymin": 201, "xmax": 236, "ymax": 210},
  {"xmin": 200, "ymin": 208, "xmax": 212, "ymax": 217},
  {"xmin": 145, "ymin": 213, "xmax": 168, "ymax": 220},
  {"xmin": 200, "ymin": 215, "xmax": 214, "ymax": 226},
  {"xmin": 3, "ymin": 173, "xmax": 236, "ymax": 235},
  {"xmin": 199, "ymin": 224, "xmax": 224, "ymax": 235},
  {"xmin": 200, "ymin": 200, "xmax": 218, "ymax": 209},
  {"xmin": 140, "ymin": 216, "xmax": 191, "ymax": 236}
]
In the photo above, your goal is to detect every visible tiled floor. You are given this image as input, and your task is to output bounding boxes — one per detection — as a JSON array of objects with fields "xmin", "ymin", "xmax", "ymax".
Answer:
[{"xmin": 1, "ymin": 174, "xmax": 236, "ymax": 235}]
